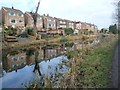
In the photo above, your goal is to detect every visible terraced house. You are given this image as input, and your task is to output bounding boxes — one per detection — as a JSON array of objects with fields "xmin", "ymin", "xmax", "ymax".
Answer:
[
  {"xmin": 54, "ymin": 17, "xmax": 67, "ymax": 29},
  {"xmin": 66, "ymin": 20, "xmax": 75, "ymax": 30},
  {"xmin": 2, "ymin": 7, "xmax": 25, "ymax": 31},
  {"xmin": 43, "ymin": 14, "xmax": 56, "ymax": 31},
  {"xmin": 1, "ymin": 6, "xmax": 98, "ymax": 35},
  {"xmin": 24, "ymin": 12, "xmax": 43, "ymax": 31}
]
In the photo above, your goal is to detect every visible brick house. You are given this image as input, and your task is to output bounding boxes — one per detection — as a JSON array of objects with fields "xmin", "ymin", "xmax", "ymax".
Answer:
[
  {"xmin": 43, "ymin": 14, "xmax": 56, "ymax": 31},
  {"xmin": 54, "ymin": 17, "xmax": 67, "ymax": 29},
  {"xmin": 2, "ymin": 7, "xmax": 25, "ymax": 32},
  {"xmin": 75, "ymin": 21, "xmax": 82, "ymax": 30},
  {"xmin": 24, "ymin": 12, "xmax": 43, "ymax": 31},
  {"xmin": 66, "ymin": 20, "xmax": 75, "ymax": 30}
]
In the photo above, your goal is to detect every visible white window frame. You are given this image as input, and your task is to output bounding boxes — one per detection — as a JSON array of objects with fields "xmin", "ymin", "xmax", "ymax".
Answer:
[
  {"xmin": 10, "ymin": 19, "xmax": 17, "ymax": 24},
  {"xmin": 9, "ymin": 12, "xmax": 15, "ymax": 16},
  {"xmin": 18, "ymin": 13, "xmax": 23, "ymax": 17}
]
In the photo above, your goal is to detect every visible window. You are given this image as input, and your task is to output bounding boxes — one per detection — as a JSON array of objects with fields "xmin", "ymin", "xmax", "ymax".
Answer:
[
  {"xmin": 39, "ymin": 22, "xmax": 42, "ymax": 25},
  {"xmin": 9, "ymin": 12, "xmax": 15, "ymax": 16},
  {"xmin": 19, "ymin": 20, "xmax": 23, "ymax": 23},
  {"xmin": 48, "ymin": 18, "xmax": 51, "ymax": 21},
  {"xmin": 10, "ymin": 19, "xmax": 16, "ymax": 23},
  {"xmin": 18, "ymin": 13, "xmax": 23, "ymax": 17},
  {"xmin": 38, "ymin": 16, "xmax": 42, "ymax": 19},
  {"xmin": 49, "ymin": 24, "xmax": 51, "ymax": 27}
]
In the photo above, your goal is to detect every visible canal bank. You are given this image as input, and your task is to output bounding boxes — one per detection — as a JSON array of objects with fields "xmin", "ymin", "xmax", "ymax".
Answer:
[
  {"xmin": 2, "ymin": 35, "xmax": 97, "ymax": 51},
  {"xmin": 1, "ymin": 35, "xmax": 99, "ymax": 88},
  {"xmin": 61, "ymin": 35, "xmax": 118, "ymax": 88},
  {"xmin": 1, "ymin": 34, "xmax": 117, "ymax": 88}
]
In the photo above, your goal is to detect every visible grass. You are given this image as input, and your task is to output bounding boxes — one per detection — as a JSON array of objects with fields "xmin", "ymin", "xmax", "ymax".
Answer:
[
  {"xmin": 79, "ymin": 37, "xmax": 117, "ymax": 88},
  {"xmin": 64, "ymin": 35, "xmax": 118, "ymax": 88}
]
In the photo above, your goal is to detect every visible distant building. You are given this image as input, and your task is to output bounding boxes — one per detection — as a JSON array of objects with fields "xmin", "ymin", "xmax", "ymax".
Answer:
[
  {"xmin": 2, "ymin": 7, "xmax": 25, "ymax": 31},
  {"xmin": 24, "ymin": 12, "xmax": 43, "ymax": 31}
]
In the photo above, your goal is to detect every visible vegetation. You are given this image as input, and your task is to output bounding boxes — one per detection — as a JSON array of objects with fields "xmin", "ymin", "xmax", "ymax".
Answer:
[
  {"xmin": 19, "ymin": 31, "xmax": 28, "ymax": 38},
  {"xmin": 109, "ymin": 24, "xmax": 119, "ymax": 34},
  {"xmin": 65, "ymin": 35, "xmax": 117, "ymax": 88},
  {"xmin": 26, "ymin": 28, "xmax": 35, "ymax": 36},
  {"xmin": 79, "ymin": 41, "xmax": 117, "ymax": 87},
  {"xmin": 100, "ymin": 28, "xmax": 108, "ymax": 33},
  {"xmin": 4, "ymin": 26, "xmax": 17, "ymax": 36},
  {"xmin": 64, "ymin": 28, "xmax": 74, "ymax": 35}
]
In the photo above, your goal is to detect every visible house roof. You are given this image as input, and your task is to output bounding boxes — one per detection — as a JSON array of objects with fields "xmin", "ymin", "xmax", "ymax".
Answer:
[
  {"xmin": 2, "ymin": 7, "xmax": 23, "ymax": 14},
  {"xmin": 26, "ymin": 12, "xmax": 42, "ymax": 18}
]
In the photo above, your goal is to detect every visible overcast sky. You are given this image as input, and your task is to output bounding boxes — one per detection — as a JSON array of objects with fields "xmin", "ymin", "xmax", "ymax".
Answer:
[{"xmin": 0, "ymin": 0, "xmax": 116, "ymax": 29}]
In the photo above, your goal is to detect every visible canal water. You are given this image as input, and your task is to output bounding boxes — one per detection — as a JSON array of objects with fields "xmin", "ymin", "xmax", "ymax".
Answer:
[{"xmin": 0, "ymin": 39, "xmax": 100, "ymax": 88}]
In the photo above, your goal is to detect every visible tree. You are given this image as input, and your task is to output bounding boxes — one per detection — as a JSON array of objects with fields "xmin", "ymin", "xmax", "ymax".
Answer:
[
  {"xmin": 64, "ymin": 28, "xmax": 74, "ymax": 35},
  {"xmin": 100, "ymin": 28, "xmax": 108, "ymax": 33},
  {"xmin": 109, "ymin": 24, "xmax": 118, "ymax": 34}
]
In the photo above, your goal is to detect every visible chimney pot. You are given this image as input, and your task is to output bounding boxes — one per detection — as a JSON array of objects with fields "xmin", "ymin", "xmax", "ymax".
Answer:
[{"xmin": 12, "ymin": 6, "xmax": 14, "ymax": 9}]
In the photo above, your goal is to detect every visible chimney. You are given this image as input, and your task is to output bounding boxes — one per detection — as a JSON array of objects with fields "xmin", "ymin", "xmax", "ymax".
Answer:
[
  {"xmin": 47, "ymin": 14, "xmax": 49, "ymax": 16},
  {"xmin": 12, "ymin": 6, "xmax": 14, "ymax": 9}
]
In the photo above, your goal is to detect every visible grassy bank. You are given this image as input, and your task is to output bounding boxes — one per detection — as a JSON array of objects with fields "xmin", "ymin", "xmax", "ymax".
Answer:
[
  {"xmin": 24, "ymin": 35, "xmax": 118, "ymax": 89},
  {"xmin": 80, "ymin": 41, "xmax": 117, "ymax": 88},
  {"xmin": 2, "ymin": 35, "xmax": 94, "ymax": 51},
  {"xmin": 66, "ymin": 35, "xmax": 118, "ymax": 88}
]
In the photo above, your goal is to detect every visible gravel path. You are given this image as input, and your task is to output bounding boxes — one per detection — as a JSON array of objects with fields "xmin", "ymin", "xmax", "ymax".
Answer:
[{"xmin": 111, "ymin": 42, "xmax": 120, "ymax": 88}]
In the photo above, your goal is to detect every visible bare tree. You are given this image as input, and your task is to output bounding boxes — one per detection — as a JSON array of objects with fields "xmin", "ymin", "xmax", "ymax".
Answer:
[{"xmin": 31, "ymin": 0, "xmax": 41, "ymax": 39}]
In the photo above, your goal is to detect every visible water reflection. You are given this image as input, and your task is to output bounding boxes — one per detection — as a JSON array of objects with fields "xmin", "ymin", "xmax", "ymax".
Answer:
[
  {"xmin": 1, "ymin": 39, "xmax": 100, "ymax": 88},
  {"xmin": 1, "ymin": 43, "xmax": 69, "ymax": 88}
]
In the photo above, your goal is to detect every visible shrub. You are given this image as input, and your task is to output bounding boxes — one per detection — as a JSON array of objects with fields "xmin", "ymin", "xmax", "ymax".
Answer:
[
  {"xmin": 64, "ymin": 28, "xmax": 74, "ymax": 35},
  {"xmin": 4, "ymin": 26, "xmax": 17, "ymax": 36},
  {"xmin": 26, "ymin": 28, "xmax": 35, "ymax": 36}
]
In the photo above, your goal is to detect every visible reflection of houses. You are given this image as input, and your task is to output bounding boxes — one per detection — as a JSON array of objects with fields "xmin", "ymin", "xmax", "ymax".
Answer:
[
  {"xmin": 26, "ymin": 54, "xmax": 35, "ymax": 65},
  {"xmin": 2, "ymin": 49, "xmax": 36, "ymax": 72},
  {"xmin": 24, "ymin": 12, "xmax": 43, "ymax": 31},
  {"xmin": 3, "ymin": 52, "xmax": 26, "ymax": 72},
  {"xmin": 42, "ymin": 44, "xmax": 65, "ymax": 60},
  {"xmin": 26, "ymin": 49, "xmax": 35, "ymax": 65},
  {"xmin": 2, "ymin": 7, "xmax": 25, "ymax": 31},
  {"xmin": 38, "ymin": 48, "xmax": 44, "ymax": 60}
]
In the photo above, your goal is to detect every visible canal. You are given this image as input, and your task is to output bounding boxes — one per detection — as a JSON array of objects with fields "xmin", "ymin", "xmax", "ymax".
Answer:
[{"xmin": 0, "ymin": 38, "xmax": 100, "ymax": 88}]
